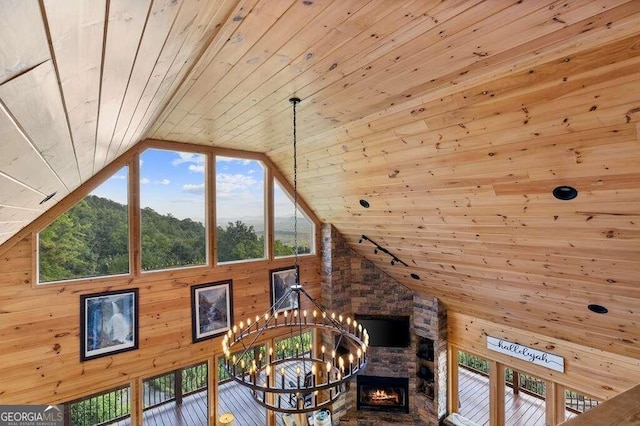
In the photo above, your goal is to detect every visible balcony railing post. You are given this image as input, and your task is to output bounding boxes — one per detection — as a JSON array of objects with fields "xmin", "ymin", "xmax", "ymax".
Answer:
[
  {"xmin": 512, "ymin": 371, "xmax": 520, "ymax": 395},
  {"xmin": 175, "ymin": 369, "xmax": 183, "ymax": 405}
]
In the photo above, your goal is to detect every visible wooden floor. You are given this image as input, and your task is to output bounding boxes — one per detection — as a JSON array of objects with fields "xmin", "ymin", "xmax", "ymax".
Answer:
[{"xmin": 457, "ymin": 367, "xmax": 574, "ymax": 426}]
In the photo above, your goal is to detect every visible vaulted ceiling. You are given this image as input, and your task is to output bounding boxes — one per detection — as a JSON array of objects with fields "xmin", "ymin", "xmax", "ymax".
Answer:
[{"xmin": 1, "ymin": 0, "xmax": 639, "ymax": 359}]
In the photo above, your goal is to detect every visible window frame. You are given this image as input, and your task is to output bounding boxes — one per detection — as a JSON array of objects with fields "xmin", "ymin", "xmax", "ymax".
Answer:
[{"xmin": 32, "ymin": 141, "xmax": 319, "ymax": 286}]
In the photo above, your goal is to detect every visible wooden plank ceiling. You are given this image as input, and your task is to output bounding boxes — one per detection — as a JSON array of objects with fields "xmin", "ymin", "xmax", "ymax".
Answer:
[{"xmin": 1, "ymin": 0, "xmax": 640, "ymax": 359}]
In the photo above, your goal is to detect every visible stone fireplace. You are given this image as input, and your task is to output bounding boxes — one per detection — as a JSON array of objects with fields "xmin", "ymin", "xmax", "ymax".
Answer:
[{"xmin": 321, "ymin": 224, "xmax": 447, "ymax": 425}]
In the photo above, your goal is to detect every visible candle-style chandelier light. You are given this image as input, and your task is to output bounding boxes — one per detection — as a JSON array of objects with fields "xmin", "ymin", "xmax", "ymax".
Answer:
[{"xmin": 221, "ymin": 98, "xmax": 369, "ymax": 416}]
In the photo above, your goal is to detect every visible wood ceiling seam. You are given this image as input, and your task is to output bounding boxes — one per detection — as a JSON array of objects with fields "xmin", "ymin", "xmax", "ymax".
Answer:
[
  {"xmin": 158, "ymin": 0, "xmax": 294, "ymax": 139},
  {"xmin": 37, "ymin": 0, "xmax": 84, "ymax": 184},
  {"xmin": 183, "ymin": 0, "xmax": 339, "ymax": 124},
  {"xmin": 0, "ymin": 65, "xmax": 77, "ymax": 195},
  {"xmin": 42, "ymin": 0, "xmax": 107, "ymax": 182},
  {"xmin": 107, "ymin": 0, "xmax": 186, "ymax": 161},
  {"xmin": 101, "ymin": 0, "xmax": 160, "ymax": 167},
  {"xmin": 93, "ymin": 0, "xmax": 152, "ymax": 170},
  {"xmin": 148, "ymin": 0, "xmax": 258, "ymax": 139},
  {"xmin": 118, "ymin": 0, "xmax": 231, "ymax": 155}
]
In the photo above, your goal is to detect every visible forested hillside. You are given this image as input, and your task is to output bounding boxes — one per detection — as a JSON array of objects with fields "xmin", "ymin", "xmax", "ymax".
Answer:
[{"xmin": 38, "ymin": 195, "xmax": 310, "ymax": 282}]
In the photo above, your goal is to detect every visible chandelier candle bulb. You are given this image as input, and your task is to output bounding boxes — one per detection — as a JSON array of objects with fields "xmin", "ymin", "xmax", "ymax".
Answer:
[
  {"xmin": 297, "ymin": 366, "xmax": 301, "ymax": 388},
  {"xmin": 303, "ymin": 310, "xmax": 307, "ymax": 324},
  {"xmin": 321, "ymin": 345, "xmax": 325, "ymax": 361},
  {"xmin": 332, "ymin": 350, "xmax": 336, "ymax": 367},
  {"xmin": 241, "ymin": 359, "xmax": 246, "ymax": 381},
  {"xmin": 313, "ymin": 310, "xmax": 317, "ymax": 324},
  {"xmin": 281, "ymin": 368, "xmax": 285, "ymax": 388},
  {"xmin": 266, "ymin": 365, "xmax": 271, "ymax": 388},
  {"xmin": 311, "ymin": 365, "xmax": 317, "ymax": 386},
  {"xmin": 349, "ymin": 353, "xmax": 354, "ymax": 375},
  {"xmin": 326, "ymin": 361, "xmax": 331, "ymax": 383}
]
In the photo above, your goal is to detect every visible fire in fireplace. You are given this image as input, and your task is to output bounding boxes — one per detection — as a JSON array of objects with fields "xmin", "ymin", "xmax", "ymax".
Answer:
[{"xmin": 357, "ymin": 375, "xmax": 409, "ymax": 413}]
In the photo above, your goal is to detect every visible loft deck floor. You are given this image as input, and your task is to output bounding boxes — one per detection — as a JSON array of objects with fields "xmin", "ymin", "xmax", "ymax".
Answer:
[{"xmin": 457, "ymin": 367, "xmax": 578, "ymax": 425}]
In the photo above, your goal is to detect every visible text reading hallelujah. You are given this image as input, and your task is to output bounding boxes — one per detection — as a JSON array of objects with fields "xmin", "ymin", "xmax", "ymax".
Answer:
[{"xmin": 486, "ymin": 336, "xmax": 564, "ymax": 373}]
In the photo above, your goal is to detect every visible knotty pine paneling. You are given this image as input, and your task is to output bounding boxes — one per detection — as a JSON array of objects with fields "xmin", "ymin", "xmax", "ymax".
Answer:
[
  {"xmin": 0, "ymin": 236, "xmax": 321, "ymax": 404},
  {"xmin": 448, "ymin": 312, "xmax": 640, "ymax": 400}
]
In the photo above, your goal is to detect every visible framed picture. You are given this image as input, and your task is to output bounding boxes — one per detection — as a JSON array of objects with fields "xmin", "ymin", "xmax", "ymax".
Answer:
[
  {"xmin": 192, "ymin": 280, "xmax": 233, "ymax": 343},
  {"xmin": 270, "ymin": 266, "xmax": 300, "ymax": 313},
  {"xmin": 80, "ymin": 288, "xmax": 139, "ymax": 361}
]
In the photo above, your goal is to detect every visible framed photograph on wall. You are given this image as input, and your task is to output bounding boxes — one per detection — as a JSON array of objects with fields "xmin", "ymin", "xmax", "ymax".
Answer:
[
  {"xmin": 270, "ymin": 266, "xmax": 300, "ymax": 313},
  {"xmin": 80, "ymin": 288, "xmax": 139, "ymax": 361},
  {"xmin": 192, "ymin": 280, "xmax": 233, "ymax": 343}
]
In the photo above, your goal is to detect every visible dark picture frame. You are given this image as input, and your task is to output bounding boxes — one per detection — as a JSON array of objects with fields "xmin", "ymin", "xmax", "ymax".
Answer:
[
  {"xmin": 270, "ymin": 266, "xmax": 300, "ymax": 313},
  {"xmin": 80, "ymin": 288, "xmax": 139, "ymax": 361},
  {"xmin": 191, "ymin": 280, "xmax": 233, "ymax": 343}
]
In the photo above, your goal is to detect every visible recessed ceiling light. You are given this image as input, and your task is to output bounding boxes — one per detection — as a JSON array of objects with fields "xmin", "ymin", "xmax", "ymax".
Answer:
[
  {"xmin": 553, "ymin": 186, "xmax": 578, "ymax": 200},
  {"xmin": 359, "ymin": 199, "xmax": 370, "ymax": 208},
  {"xmin": 410, "ymin": 273, "xmax": 420, "ymax": 280},
  {"xmin": 587, "ymin": 304, "xmax": 608, "ymax": 314}
]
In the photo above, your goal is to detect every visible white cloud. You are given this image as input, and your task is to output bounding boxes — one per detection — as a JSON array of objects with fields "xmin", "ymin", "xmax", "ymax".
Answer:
[
  {"xmin": 139, "ymin": 159, "xmax": 144, "ymax": 167},
  {"xmin": 141, "ymin": 177, "xmax": 150, "ymax": 184},
  {"xmin": 182, "ymin": 183, "xmax": 205, "ymax": 194},
  {"xmin": 217, "ymin": 156, "xmax": 253, "ymax": 165},
  {"xmin": 216, "ymin": 173, "xmax": 257, "ymax": 194},
  {"xmin": 160, "ymin": 178, "xmax": 170, "ymax": 185},
  {"xmin": 188, "ymin": 164, "xmax": 205, "ymax": 173},
  {"xmin": 110, "ymin": 174, "xmax": 127, "ymax": 180},
  {"xmin": 172, "ymin": 152, "xmax": 205, "ymax": 166}
]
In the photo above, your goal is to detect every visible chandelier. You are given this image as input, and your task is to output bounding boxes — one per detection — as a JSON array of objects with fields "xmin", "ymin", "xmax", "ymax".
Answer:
[{"xmin": 221, "ymin": 98, "xmax": 369, "ymax": 416}]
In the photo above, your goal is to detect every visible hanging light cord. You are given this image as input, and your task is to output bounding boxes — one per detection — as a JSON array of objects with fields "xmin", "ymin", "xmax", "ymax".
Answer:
[{"xmin": 290, "ymin": 97, "xmax": 300, "ymax": 284}]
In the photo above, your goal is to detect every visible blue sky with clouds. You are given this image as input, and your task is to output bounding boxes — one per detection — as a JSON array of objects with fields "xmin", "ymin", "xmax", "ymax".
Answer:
[{"xmin": 91, "ymin": 148, "xmax": 299, "ymax": 224}]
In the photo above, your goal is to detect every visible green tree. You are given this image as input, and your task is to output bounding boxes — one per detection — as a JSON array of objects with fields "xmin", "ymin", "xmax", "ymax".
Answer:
[{"xmin": 217, "ymin": 221, "xmax": 264, "ymax": 262}]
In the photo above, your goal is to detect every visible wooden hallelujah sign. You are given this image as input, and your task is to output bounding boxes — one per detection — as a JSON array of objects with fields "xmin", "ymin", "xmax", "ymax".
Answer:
[{"xmin": 487, "ymin": 336, "xmax": 564, "ymax": 373}]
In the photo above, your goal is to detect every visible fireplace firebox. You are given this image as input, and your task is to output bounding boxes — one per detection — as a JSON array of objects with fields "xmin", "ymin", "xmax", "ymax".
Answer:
[{"xmin": 357, "ymin": 375, "xmax": 409, "ymax": 413}]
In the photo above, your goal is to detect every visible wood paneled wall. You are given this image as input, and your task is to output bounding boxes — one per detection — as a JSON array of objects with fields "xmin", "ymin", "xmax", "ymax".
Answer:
[
  {"xmin": 0, "ymin": 235, "xmax": 321, "ymax": 404},
  {"xmin": 448, "ymin": 312, "xmax": 640, "ymax": 400}
]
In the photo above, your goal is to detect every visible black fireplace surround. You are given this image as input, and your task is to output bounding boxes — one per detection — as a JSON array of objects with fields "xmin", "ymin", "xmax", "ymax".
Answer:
[{"xmin": 357, "ymin": 375, "xmax": 409, "ymax": 413}]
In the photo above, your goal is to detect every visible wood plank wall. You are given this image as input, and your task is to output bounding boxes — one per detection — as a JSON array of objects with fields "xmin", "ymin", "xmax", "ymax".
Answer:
[
  {"xmin": 448, "ymin": 311, "xmax": 640, "ymax": 401},
  {"xmin": 0, "ymin": 235, "xmax": 321, "ymax": 405}
]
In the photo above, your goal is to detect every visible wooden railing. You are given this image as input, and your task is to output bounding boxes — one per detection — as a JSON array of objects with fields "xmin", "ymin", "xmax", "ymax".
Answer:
[
  {"xmin": 65, "ymin": 385, "xmax": 130, "ymax": 426},
  {"xmin": 457, "ymin": 352, "xmax": 599, "ymax": 414},
  {"xmin": 143, "ymin": 362, "xmax": 208, "ymax": 410}
]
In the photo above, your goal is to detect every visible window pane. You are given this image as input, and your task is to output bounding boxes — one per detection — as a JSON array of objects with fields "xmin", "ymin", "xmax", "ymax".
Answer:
[
  {"xmin": 140, "ymin": 149, "xmax": 206, "ymax": 271},
  {"xmin": 274, "ymin": 179, "xmax": 314, "ymax": 257},
  {"xmin": 216, "ymin": 156, "xmax": 265, "ymax": 263},
  {"xmin": 38, "ymin": 166, "xmax": 129, "ymax": 283}
]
